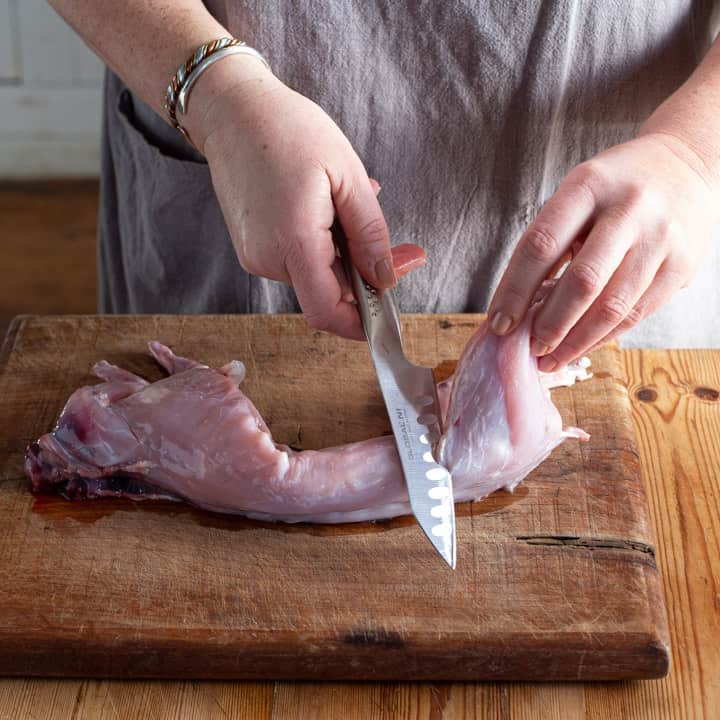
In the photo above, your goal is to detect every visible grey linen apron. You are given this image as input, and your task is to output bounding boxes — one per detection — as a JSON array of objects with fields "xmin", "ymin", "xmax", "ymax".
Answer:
[{"xmin": 98, "ymin": 1, "xmax": 720, "ymax": 347}]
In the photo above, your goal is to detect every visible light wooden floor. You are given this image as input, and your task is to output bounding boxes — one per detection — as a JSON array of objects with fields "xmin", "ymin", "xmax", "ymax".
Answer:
[{"xmin": 0, "ymin": 180, "xmax": 98, "ymax": 340}]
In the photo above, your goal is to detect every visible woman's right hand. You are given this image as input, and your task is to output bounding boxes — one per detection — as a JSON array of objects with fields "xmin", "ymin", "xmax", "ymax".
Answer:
[{"xmin": 183, "ymin": 54, "xmax": 424, "ymax": 339}]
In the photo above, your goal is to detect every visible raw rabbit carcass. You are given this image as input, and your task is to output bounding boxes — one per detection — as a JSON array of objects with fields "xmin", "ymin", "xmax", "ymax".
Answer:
[{"xmin": 25, "ymin": 312, "xmax": 590, "ymax": 523}]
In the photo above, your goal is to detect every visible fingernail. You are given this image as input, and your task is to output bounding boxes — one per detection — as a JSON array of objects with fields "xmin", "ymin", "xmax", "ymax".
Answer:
[
  {"xmin": 531, "ymin": 339, "xmax": 551, "ymax": 356},
  {"xmin": 538, "ymin": 355, "xmax": 558, "ymax": 372},
  {"xmin": 395, "ymin": 255, "xmax": 427, "ymax": 274},
  {"xmin": 375, "ymin": 257, "xmax": 397, "ymax": 287},
  {"xmin": 395, "ymin": 258, "xmax": 425, "ymax": 280},
  {"xmin": 490, "ymin": 311, "xmax": 512, "ymax": 335}
]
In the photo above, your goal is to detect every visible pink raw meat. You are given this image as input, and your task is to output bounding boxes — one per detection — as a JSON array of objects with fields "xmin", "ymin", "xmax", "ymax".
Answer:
[{"xmin": 25, "ymin": 312, "xmax": 590, "ymax": 522}]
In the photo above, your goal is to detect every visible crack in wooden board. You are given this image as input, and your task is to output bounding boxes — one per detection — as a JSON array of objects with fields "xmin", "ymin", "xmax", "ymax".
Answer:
[{"xmin": 515, "ymin": 535, "xmax": 656, "ymax": 556}]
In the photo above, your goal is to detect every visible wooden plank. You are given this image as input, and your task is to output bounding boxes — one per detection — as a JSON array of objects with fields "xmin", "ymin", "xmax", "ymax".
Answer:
[
  {"xmin": 75, "ymin": 680, "xmax": 274, "ymax": 720},
  {"xmin": 0, "ymin": 679, "xmax": 84, "ymax": 719},
  {"xmin": 619, "ymin": 349, "xmax": 720, "ymax": 718},
  {"xmin": 0, "ymin": 679, "xmax": 274, "ymax": 720},
  {"xmin": 269, "ymin": 682, "xmax": 491, "ymax": 719},
  {"xmin": 0, "ymin": 315, "xmax": 668, "ymax": 681}
]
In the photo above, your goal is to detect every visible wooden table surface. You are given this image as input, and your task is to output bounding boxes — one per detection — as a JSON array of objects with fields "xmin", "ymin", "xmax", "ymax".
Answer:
[{"xmin": 0, "ymin": 347, "xmax": 717, "ymax": 719}]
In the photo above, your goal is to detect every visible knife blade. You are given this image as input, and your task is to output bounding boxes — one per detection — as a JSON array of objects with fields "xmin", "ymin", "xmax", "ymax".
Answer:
[{"xmin": 335, "ymin": 224, "xmax": 456, "ymax": 569}]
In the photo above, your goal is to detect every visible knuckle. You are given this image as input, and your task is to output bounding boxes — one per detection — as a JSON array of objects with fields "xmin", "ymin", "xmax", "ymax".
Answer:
[
  {"xmin": 286, "ymin": 211, "xmax": 316, "ymax": 241},
  {"xmin": 597, "ymin": 294, "xmax": 632, "ymax": 326},
  {"xmin": 654, "ymin": 213, "xmax": 673, "ymax": 240},
  {"xmin": 288, "ymin": 227, "xmax": 334, "ymax": 267},
  {"xmin": 621, "ymin": 181, "xmax": 647, "ymax": 209},
  {"xmin": 565, "ymin": 162, "xmax": 604, "ymax": 200},
  {"xmin": 285, "ymin": 242, "xmax": 309, "ymax": 275},
  {"xmin": 285, "ymin": 214, "xmax": 318, "ymax": 245},
  {"xmin": 604, "ymin": 202, "xmax": 638, "ymax": 232},
  {"xmin": 304, "ymin": 309, "xmax": 333, "ymax": 333},
  {"xmin": 623, "ymin": 303, "xmax": 645, "ymax": 327},
  {"xmin": 568, "ymin": 261, "xmax": 603, "ymax": 298},
  {"xmin": 533, "ymin": 321, "xmax": 563, "ymax": 347},
  {"xmin": 621, "ymin": 185, "xmax": 668, "ymax": 230},
  {"xmin": 286, "ymin": 249, "xmax": 329, "ymax": 296},
  {"xmin": 500, "ymin": 281, "xmax": 528, "ymax": 306},
  {"xmin": 602, "ymin": 198, "xmax": 649, "ymax": 238},
  {"xmin": 354, "ymin": 215, "xmax": 389, "ymax": 249},
  {"xmin": 235, "ymin": 253, "xmax": 256, "ymax": 275},
  {"xmin": 612, "ymin": 302, "xmax": 647, "ymax": 335},
  {"xmin": 332, "ymin": 173, "xmax": 357, "ymax": 207},
  {"xmin": 237, "ymin": 247, "xmax": 269, "ymax": 278},
  {"xmin": 522, "ymin": 224, "xmax": 560, "ymax": 264}
]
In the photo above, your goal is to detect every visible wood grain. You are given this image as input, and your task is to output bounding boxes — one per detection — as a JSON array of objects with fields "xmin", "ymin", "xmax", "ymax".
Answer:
[
  {"xmin": 0, "ymin": 346, "xmax": 715, "ymax": 717},
  {"xmin": 0, "ymin": 679, "xmax": 274, "ymax": 720},
  {"xmin": 620, "ymin": 349, "xmax": 720, "ymax": 718}
]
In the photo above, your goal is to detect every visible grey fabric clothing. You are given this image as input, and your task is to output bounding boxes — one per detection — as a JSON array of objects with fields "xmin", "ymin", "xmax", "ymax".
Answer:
[{"xmin": 99, "ymin": 0, "xmax": 720, "ymax": 347}]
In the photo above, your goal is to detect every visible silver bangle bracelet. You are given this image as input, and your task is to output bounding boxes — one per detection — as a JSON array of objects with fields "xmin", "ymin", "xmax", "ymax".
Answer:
[
  {"xmin": 163, "ymin": 37, "xmax": 271, "ymax": 148},
  {"xmin": 176, "ymin": 45, "xmax": 271, "ymax": 117}
]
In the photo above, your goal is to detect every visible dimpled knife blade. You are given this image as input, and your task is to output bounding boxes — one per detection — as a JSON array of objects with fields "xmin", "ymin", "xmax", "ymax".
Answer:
[{"xmin": 335, "ymin": 226, "xmax": 456, "ymax": 569}]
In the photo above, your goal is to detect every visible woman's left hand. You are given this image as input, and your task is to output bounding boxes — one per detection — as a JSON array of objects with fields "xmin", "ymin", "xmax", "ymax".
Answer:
[{"xmin": 487, "ymin": 131, "xmax": 717, "ymax": 371}]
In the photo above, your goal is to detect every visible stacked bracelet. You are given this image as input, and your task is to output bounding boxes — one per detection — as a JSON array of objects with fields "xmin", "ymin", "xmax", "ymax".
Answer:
[{"xmin": 164, "ymin": 37, "xmax": 271, "ymax": 147}]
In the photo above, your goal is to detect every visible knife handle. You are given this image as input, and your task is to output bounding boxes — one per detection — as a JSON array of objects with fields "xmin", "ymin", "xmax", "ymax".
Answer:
[{"xmin": 333, "ymin": 220, "xmax": 404, "ymax": 352}]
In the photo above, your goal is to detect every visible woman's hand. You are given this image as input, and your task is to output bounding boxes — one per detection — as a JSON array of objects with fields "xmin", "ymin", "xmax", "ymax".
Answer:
[
  {"xmin": 487, "ymin": 131, "xmax": 717, "ymax": 370},
  {"xmin": 183, "ymin": 55, "xmax": 424, "ymax": 340}
]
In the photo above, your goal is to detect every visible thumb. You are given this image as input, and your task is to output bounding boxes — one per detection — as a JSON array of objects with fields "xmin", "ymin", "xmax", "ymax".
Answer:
[
  {"xmin": 333, "ymin": 242, "xmax": 427, "ymax": 303},
  {"xmin": 333, "ymin": 169, "xmax": 396, "ymax": 289}
]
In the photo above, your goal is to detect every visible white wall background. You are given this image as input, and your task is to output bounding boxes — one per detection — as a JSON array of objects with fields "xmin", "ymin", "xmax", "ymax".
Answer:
[{"xmin": 0, "ymin": 0, "xmax": 103, "ymax": 178}]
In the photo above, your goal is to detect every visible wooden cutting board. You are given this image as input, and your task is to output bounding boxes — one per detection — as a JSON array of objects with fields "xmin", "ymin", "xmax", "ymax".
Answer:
[{"xmin": 0, "ymin": 314, "xmax": 669, "ymax": 681}]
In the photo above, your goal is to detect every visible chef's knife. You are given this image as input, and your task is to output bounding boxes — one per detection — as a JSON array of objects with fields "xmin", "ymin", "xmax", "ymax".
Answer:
[{"xmin": 335, "ymin": 223, "xmax": 456, "ymax": 569}]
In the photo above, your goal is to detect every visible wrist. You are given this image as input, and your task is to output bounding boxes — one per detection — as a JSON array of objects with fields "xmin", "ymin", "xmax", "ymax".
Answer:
[
  {"xmin": 179, "ymin": 51, "xmax": 280, "ymax": 155},
  {"xmin": 639, "ymin": 89, "xmax": 720, "ymax": 193},
  {"xmin": 639, "ymin": 125, "xmax": 720, "ymax": 195}
]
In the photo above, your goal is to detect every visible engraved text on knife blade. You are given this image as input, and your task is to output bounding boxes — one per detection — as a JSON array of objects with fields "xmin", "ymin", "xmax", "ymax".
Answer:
[{"xmin": 394, "ymin": 407, "xmax": 415, "ymax": 461}]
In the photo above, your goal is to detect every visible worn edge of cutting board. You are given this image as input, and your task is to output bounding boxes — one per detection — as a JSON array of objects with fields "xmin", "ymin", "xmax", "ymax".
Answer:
[{"xmin": 0, "ymin": 314, "xmax": 670, "ymax": 681}]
